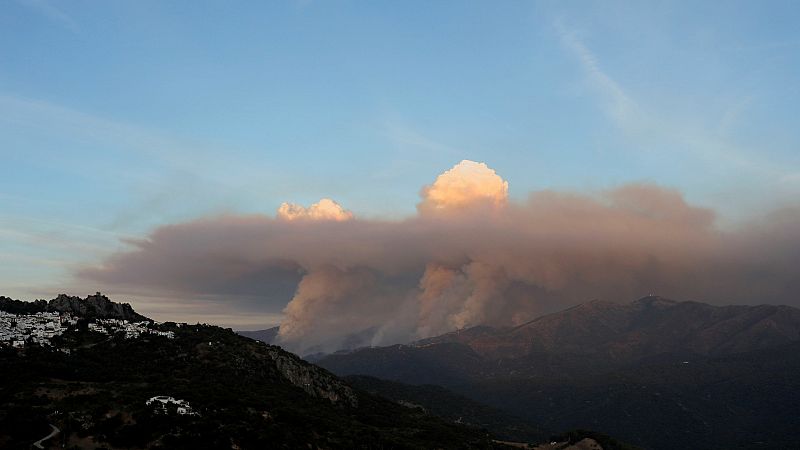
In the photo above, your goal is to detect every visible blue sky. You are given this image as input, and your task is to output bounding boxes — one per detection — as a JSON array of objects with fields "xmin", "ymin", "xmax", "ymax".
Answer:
[{"xmin": 2, "ymin": 1, "xmax": 800, "ymax": 312}]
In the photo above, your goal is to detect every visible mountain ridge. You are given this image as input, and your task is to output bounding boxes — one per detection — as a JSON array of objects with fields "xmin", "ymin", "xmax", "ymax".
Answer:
[
  {"xmin": 237, "ymin": 326, "xmax": 280, "ymax": 344},
  {"xmin": 317, "ymin": 296, "xmax": 800, "ymax": 449},
  {"xmin": 0, "ymin": 292, "xmax": 148, "ymax": 322},
  {"xmin": 413, "ymin": 295, "xmax": 800, "ymax": 362}
]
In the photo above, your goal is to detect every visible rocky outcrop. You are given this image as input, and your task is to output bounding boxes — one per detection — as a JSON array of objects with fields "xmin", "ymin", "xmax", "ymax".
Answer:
[
  {"xmin": 0, "ymin": 296, "xmax": 48, "ymax": 315},
  {"xmin": 46, "ymin": 293, "xmax": 149, "ymax": 322},
  {"xmin": 1, "ymin": 293, "xmax": 149, "ymax": 321},
  {"xmin": 264, "ymin": 346, "xmax": 358, "ymax": 407}
]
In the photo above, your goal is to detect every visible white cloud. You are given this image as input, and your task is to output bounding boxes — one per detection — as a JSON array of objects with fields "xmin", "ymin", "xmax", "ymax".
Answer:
[
  {"xmin": 554, "ymin": 20, "xmax": 639, "ymax": 126},
  {"xmin": 419, "ymin": 160, "xmax": 509, "ymax": 213},
  {"xmin": 553, "ymin": 19, "xmax": 800, "ymax": 217},
  {"xmin": 277, "ymin": 198, "xmax": 354, "ymax": 222}
]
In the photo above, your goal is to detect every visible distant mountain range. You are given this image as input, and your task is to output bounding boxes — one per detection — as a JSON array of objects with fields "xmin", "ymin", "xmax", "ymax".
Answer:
[
  {"xmin": 317, "ymin": 296, "xmax": 800, "ymax": 449},
  {"xmin": 236, "ymin": 325, "xmax": 379, "ymax": 359},
  {"xmin": 237, "ymin": 326, "xmax": 279, "ymax": 344},
  {"xmin": 418, "ymin": 296, "xmax": 800, "ymax": 361}
]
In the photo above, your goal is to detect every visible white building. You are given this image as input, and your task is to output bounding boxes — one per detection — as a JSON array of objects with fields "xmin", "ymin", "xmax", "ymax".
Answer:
[{"xmin": 146, "ymin": 396, "xmax": 198, "ymax": 416}]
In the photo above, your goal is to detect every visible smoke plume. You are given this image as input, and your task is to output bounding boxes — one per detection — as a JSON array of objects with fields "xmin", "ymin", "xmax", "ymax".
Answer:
[
  {"xmin": 277, "ymin": 198, "xmax": 354, "ymax": 222},
  {"xmin": 418, "ymin": 160, "xmax": 509, "ymax": 214},
  {"xmin": 79, "ymin": 160, "xmax": 800, "ymax": 354}
]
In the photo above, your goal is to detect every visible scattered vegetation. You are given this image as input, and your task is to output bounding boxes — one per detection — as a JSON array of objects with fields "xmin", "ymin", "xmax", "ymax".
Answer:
[{"xmin": 0, "ymin": 324, "xmax": 503, "ymax": 449}]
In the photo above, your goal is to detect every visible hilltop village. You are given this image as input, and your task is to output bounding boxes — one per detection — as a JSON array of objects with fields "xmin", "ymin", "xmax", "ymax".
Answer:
[
  {"xmin": 0, "ymin": 311, "xmax": 75, "ymax": 348},
  {"xmin": 0, "ymin": 299, "xmax": 174, "ymax": 350}
]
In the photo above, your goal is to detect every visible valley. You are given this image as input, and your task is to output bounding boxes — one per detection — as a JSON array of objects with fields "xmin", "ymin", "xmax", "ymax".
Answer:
[{"xmin": 316, "ymin": 296, "xmax": 800, "ymax": 449}]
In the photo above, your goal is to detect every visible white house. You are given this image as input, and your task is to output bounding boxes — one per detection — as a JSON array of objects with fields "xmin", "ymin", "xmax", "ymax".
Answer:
[{"xmin": 146, "ymin": 396, "xmax": 198, "ymax": 416}]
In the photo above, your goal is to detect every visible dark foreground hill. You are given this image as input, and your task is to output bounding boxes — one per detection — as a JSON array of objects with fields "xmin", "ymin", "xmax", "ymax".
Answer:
[
  {"xmin": 318, "ymin": 297, "xmax": 800, "ymax": 449},
  {"xmin": 0, "ymin": 297, "xmax": 506, "ymax": 449}
]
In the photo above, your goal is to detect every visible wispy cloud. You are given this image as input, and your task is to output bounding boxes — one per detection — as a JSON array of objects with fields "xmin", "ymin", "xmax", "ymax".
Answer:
[
  {"xmin": 0, "ymin": 213, "xmax": 136, "ymax": 253},
  {"xmin": 384, "ymin": 121, "xmax": 460, "ymax": 157},
  {"xmin": 0, "ymin": 93, "xmax": 287, "ymax": 223},
  {"xmin": 0, "ymin": 93, "xmax": 280, "ymax": 303},
  {"xmin": 0, "ymin": 94, "xmax": 208, "ymax": 177},
  {"xmin": 779, "ymin": 172, "xmax": 800, "ymax": 186},
  {"xmin": 554, "ymin": 20, "xmax": 639, "ymax": 126},
  {"xmin": 16, "ymin": 0, "xmax": 79, "ymax": 33},
  {"xmin": 716, "ymin": 95, "xmax": 755, "ymax": 137},
  {"xmin": 553, "ymin": 19, "xmax": 799, "ymax": 214}
]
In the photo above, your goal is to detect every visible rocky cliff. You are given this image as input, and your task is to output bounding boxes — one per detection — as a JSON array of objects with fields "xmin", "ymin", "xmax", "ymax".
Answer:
[
  {"xmin": 1, "ymin": 293, "xmax": 149, "ymax": 322},
  {"xmin": 46, "ymin": 292, "xmax": 149, "ymax": 321}
]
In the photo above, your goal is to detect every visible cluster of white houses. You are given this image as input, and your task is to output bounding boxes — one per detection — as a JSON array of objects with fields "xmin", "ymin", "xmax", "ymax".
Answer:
[
  {"xmin": 146, "ymin": 396, "xmax": 199, "ymax": 416},
  {"xmin": 0, "ymin": 310, "xmax": 174, "ymax": 349},
  {"xmin": 87, "ymin": 318, "xmax": 175, "ymax": 339},
  {"xmin": 0, "ymin": 311, "xmax": 76, "ymax": 348}
]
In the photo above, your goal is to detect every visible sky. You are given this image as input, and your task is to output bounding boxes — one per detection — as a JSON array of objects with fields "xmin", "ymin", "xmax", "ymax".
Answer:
[{"xmin": 2, "ymin": 1, "xmax": 800, "ymax": 336}]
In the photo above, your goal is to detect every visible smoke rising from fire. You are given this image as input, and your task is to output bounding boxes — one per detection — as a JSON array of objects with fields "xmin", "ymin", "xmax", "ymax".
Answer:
[
  {"xmin": 79, "ymin": 160, "xmax": 800, "ymax": 354},
  {"xmin": 277, "ymin": 198, "xmax": 354, "ymax": 222},
  {"xmin": 419, "ymin": 160, "xmax": 509, "ymax": 214}
]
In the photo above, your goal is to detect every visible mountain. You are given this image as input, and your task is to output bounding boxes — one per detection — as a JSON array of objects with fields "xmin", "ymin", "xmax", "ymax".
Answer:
[
  {"xmin": 322, "ymin": 296, "xmax": 800, "ymax": 383},
  {"xmin": 347, "ymin": 375, "xmax": 641, "ymax": 450},
  {"xmin": 418, "ymin": 296, "xmax": 800, "ymax": 361},
  {"xmin": 237, "ymin": 326, "xmax": 279, "ymax": 344},
  {"xmin": 317, "ymin": 297, "xmax": 800, "ymax": 449},
  {"xmin": 466, "ymin": 343, "xmax": 800, "ymax": 450},
  {"xmin": 346, "ymin": 375, "xmax": 549, "ymax": 443},
  {"xmin": 236, "ymin": 326, "xmax": 380, "ymax": 358},
  {"xmin": 0, "ymin": 297, "xmax": 48, "ymax": 315},
  {"xmin": 48, "ymin": 292, "xmax": 149, "ymax": 322},
  {"xmin": 0, "ymin": 293, "xmax": 148, "ymax": 322},
  {"xmin": 0, "ymin": 296, "xmax": 507, "ymax": 449}
]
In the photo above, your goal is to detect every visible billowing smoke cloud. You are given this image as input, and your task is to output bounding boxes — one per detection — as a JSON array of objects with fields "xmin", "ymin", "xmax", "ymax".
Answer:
[
  {"xmin": 419, "ymin": 160, "xmax": 509, "ymax": 214},
  {"xmin": 79, "ymin": 160, "xmax": 800, "ymax": 354},
  {"xmin": 277, "ymin": 198, "xmax": 353, "ymax": 222}
]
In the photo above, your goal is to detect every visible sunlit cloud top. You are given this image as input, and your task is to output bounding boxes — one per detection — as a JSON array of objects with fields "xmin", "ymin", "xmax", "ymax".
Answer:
[
  {"xmin": 277, "ymin": 198, "xmax": 354, "ymax": 222},
  {"xmin": 419, "ymin": 160, "xmax": 509, "ymax": 213}
]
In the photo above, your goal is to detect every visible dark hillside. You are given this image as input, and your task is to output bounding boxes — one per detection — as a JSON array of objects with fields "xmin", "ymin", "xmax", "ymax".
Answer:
[
  {"xmin": 0, "ymin": 298, "xmax": 501, "ymax": 449},
  {"xmin": 318, "ymin": 297, "xmax": 800, "ymax": 449},
  {"xmin": 347, "ymin": 375, "xmax": 549, "ymax": 443}
]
